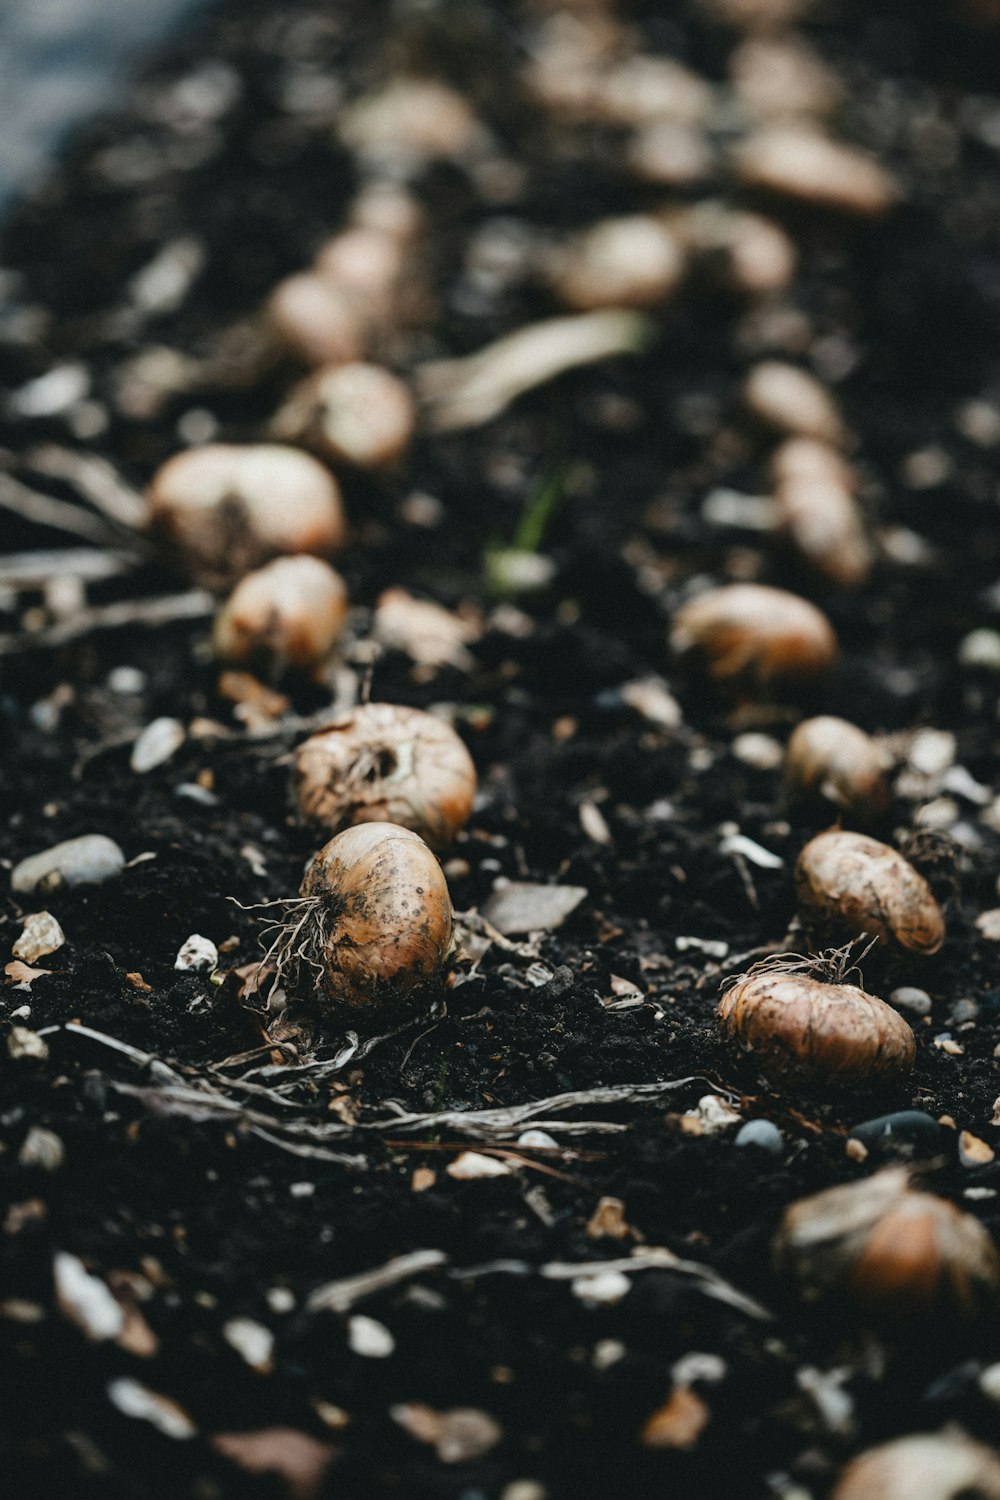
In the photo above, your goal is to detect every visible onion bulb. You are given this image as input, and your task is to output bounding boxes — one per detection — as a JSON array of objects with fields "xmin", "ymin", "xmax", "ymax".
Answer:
[
  {"xmin": 719, "ymin": 963, "xmax": 915, "ymax": 1087},
  {"xmin": 784, "ymin": 716, "xmax": 889, "ymax": 825},
  {"xmin": 289, "ymin": 823, "xmax": 453, "ymax": 1015},
  {"xmin": 148, "ymin": 443, "xmax": 345, "ymax": 584},
  {"xmin": 293, "ymin": 703, "xmax": 476, "ymax": 849},
  {"xmin": 795, "ymin": 829, "xmax": 945, "ymax": 956},
  {"xmin": 671, "ymin": 583, "xmax": 838, "ymax": 692},
  {"xmin": 272, "ymin": 362, "xmax": 416, "ymax": 470},
  {"xmin": 214, "ymin": 556, "xmax": 348, "ymax": 672}
]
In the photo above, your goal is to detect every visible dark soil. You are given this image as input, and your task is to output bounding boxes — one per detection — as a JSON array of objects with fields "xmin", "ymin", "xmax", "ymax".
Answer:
[{"xmin": 3, "ymin": 2, "xmax": 1000, "ymax": 1497}]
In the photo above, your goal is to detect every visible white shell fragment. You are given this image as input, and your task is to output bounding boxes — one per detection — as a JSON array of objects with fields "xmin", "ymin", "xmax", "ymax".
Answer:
[
  {"xmin": 54, "ymin": 1252, "xmax": 125, "ymax": 1341},
  {"xmin": 107, "ymin": 1378, "xmax": 197, "ymax": 1440},
  {"xmin": 481, "ymin": 880, "xmax": 588, "ymax": 936},
  {"xmin": 130, "ymin": 717, "xmax": 185, "ymax": 774},
  {"xmin": 12, "ymin": 912, "xmax": 65, "ymax": 963},
  {"xmin": 348, "ymin": 1314, "xmax": 396, "ymax": 1358},
  {"xmin": 174, "ymin": 934, "xmax": 219, "ymax": 973},
  {"xmin": 12, "ymin": 834, "xmax": 126, "ymax": 895}
]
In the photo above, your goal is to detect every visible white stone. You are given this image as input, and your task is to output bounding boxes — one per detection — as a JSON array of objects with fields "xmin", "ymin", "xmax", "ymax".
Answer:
[
  {"xmin": 223, "ymin": 1317, "xmax": 274, "ymax": 1372},
  {"xmin": 348, "ymin": 1315, "xmax": 395, "ymax": 1358},
  {"xmin": 12, "ymin": 834, "xmax": 125, "ymax": 895},
  {"xmin": 54, "ymin": 1252, "xmax": 124, "ymax": 1341},
  {"xmin": 131, "ymin": 717, "xmax": 185, "ymax": 774},
  {"xmin": 12, "ymin": 911, "xmax": 65, "ymax": 963}
]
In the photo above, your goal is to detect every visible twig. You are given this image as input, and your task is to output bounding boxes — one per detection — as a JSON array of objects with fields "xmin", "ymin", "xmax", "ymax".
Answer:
[
  {"xmin": 0, "ymin": 470, "xmax": 129, "ymax": 547},
  {"xmin": 308, "ymin": 1250, "xmax": 449, "ymax": 1313},
  {"xmin": 0, "ymin": 549, "xmax": 137, "ymax": 587},
  {"xmin": 25, "ymin": 444, "xmax": 150, "ymax": 531},
  {"xmin": 0, "ymin": 589, "xmax": 214, "ymax": 654}
]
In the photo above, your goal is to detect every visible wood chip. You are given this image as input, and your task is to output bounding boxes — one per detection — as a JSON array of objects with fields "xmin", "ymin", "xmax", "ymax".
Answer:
[{"xmin": 640, "ymin": 1387, "xmax": 711, "ymax": 1449}]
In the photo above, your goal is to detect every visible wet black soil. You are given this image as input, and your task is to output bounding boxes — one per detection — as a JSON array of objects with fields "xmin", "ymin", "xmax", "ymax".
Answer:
[{"xmin": 3, "ymin": 2, "xmax": 1000, "ymax": 1497}]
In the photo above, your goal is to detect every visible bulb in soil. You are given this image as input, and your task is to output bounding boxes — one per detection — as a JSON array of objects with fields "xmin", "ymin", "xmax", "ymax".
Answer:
[
  {"xmin": 348, "ymin": 181, "xmax": 425, "ymax": 246},
  {"xmin": 771, "ymin": 438, "xmax": 871, "ymax": 588},
  {"xmin": 718, "ymin": 964, "xmax": 915, "ymax": 1086},
  {"xmin": 293, "ymin": 823, "xmax": 453, "ymax": 1015},
  {"xmin": 314, "ymin": 228, "xmax": 406, "ymax": 329},
  {"xmin": 547, "ymin": 215, "xmax": 685, "ymax": 311},
  {"xmin": 214, "ymin": 556, "xmax": 348, "ymax": 672},
  {"xmin": 670, "ymin": 583, "xmax": 838, "ymax": 692},
  {"xmin": 774, "ymin": 1169, "xmax": 1000, "ymax": 1323},
  {"xmin": 795, "ymin": 829, "xmax": 945, "ymax": 956},
  {"xmin": 743, "ymin": 361, "xmax": 845, "ymax": 444},
  {"xmin": 831, "ymin": 1433, "xmax": 1000, "ymax": 1500},
  {"xmin": 148, "ymin": 443, "xmax": 346, "ymax": 584},
  {"xmin": 272, "ymin": 362, "xmax": 416, "ymax": 470},
  {"xmin": 734, "ymin": 126, "xmax": 900, "ymax": 216},
  {"xmin": 293, "ymin": 703, "xmax": 476, "ymax": 849},
  {"xmin": 784, "ymin": 716, "xmax": 889, "ymax": 824},
  {"xmin": 266, "ymin": 272, "xmax": 368, "ymax": 368}
]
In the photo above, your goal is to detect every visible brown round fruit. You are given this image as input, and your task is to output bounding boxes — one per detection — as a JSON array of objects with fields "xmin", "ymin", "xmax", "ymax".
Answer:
[
  {"xmin": 784, "ymin": 716, "xmax": 889, "ymax": 824},
  {"xmin": 213, "ymin": 556, "xmax": 348, "ymax": 672},
  {"xmin": 148, "ymin": 443, "xmax": 346, "ymax": 585},
  {"xmin": 831, "ymin": 1432, "xmax": 1000, "ymax": 1500},
  {"xmin": 272, "ymin": 362, "xmax": 416, "ymax": 470},
  {"xmin": 670, "ymin": 583, "xmax": 838, "ymax": 692},
  {"xmin": 297, "ymin": 822, "xmax": 454, "ymax": 1014},
  {"xmin": 774, "ymin": 1169, "xmax": 1000, "ymax": 1323},
  {"xmin": 719, "ymin": 968, "xmax": 915, "ymax": 1086},
  {"xmin": 795, "ymin": 829, "xmax": 945, "ymax": 956},
  {"xmin": 294, "ymin": 703, "xmax": 476, "ymax": 849}
]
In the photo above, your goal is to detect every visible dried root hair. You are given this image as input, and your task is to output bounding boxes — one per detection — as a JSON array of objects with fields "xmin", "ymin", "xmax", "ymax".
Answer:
[{"xmin": 720, "ymin": 935, "xmax": 879, "ymax": 994}]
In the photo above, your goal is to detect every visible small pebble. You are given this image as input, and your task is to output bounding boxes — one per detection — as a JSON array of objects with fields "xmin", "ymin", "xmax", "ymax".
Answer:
[
  {"xmin": 12, "ymin": 834, "xmax": 125, "ymax": 895},
  {"xmin": 959, "ymin": 629, "xmax": 1000, "ymax": 673},
  {"xmin": 848, "ymin": 1111, "xmax": 943, "ymax": 1158},
  {"xmin": 130, "ymin": 717, "xmax": 185, "ymax": 774},
  {"xmin": 731, "ymin": 732, "xmax": 784, "ymax": 771},
  {"xmin": 174, "ymin": 935, "xmax": 219, "ymax": 973},
  {"xmin": 735, "ymin": 1119, "xmax": 784, "ymax": 1155},
  {"xmin": 888, "ymin": 986, "xmax": 932, "ymax": 1018},
  {"xmin": 571, "ymin": 1270, "xmax": 631, "ymax": 1307},
  {"xmin": 348, "ymin": 1315, "xmax": 395, "ymax": 1359},
  {"xmin": 54, "ymin": 1252, "xmax": 125, "ymax": 1341}
]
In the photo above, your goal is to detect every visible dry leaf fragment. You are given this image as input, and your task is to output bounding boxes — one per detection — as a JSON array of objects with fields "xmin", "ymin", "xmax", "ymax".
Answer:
[
  {"xmin": 54, "ymin": 1253, "xmax": 125, "ymax": 1341},
  {"xmin": 213, "ymin": 1429, "xmax": 336, "ymax": 1500},
  {"xmin": 4, "ymin": 960, "xmax": 52, "ymax": 988},
  {"xmin": 373, "ymin": 588, "xmax": 478, "ymax": 669},
  {"xmin": 586, "ymin": 1197, "xmax": 632, "ymax": 1240},
  {"xmin": 480, "ymin": 880, "xmax": 587, "ymax": 935},
  {"xmin": 390, "ymin": 1404, "xmax": 503, "ymax": 1464},
  {"xmin": 640, "ymin": 1387, "xmax": 711, "ymax": 1449}
]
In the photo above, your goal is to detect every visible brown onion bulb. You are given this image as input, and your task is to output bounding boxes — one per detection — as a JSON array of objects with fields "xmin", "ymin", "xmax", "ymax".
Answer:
[
  {"xmin": 774, "ymin": 1169, "xmax": 1000, "ymax": 1323},
  {"xmin": 831, "ymin": 1433, "xmax": 1000, "ymax": 1500},
  {"xmin": 784, "ymin": 716, "xmax": 890, "ymax": 825},
  {"xmin": 213, "ymin": 556, "xmax": 348, "ymax": 671},
  {"xmin": 670, "ymin": 583, "xmax": 838, "ymax": 691},
  {"xmin": 772, "ymin": 438, "xmax": 871, "ymax": 588},
  {"xmin": 272, "ymin": 363, "xmax": 416, "ymax": 470},
  {"xmin": 314, "ymin": 228, "xmax": 407, "ymax": 329},
  {"xmin": 266, "ymin": 273, "xmax": 368, "ymax": 368},
  {"xmin": 719, "ymin": 967, "xmax": 915, "ymax": 1086},
  {"xmin": 547, "ymin": 216, "xmax": 685, "ymax": 312},
  {"xmin": 743, "ymin": 361, "xmax": 845, "ymax": 445},
  {"xmin": 148, "ymin": 443, "xmax": 346, "ymax": 585},
  {"xmin": 795, "ymin": 829, "xmax": 945, "ymax": 956},
  {"xmin": 297, "ymin": 823, "xmax": 453, "ymax": 1014},
  {"xmin": 734, "ymin": 127, "xmax": 900, "ymax": 217},
  {"xmin": 293, "ymin": 704, "xmax": 476, "ymax": 849}
]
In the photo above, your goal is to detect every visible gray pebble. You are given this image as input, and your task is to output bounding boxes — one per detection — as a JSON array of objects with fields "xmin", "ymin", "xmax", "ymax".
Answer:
[
  {"xmin": 888, "ymin": 985, "xmax": 932, "ymax": 1018},
  {"xmin": 735, "ymin": 1119, "xmax": 784, "ymax": 1155},
  {"xmin": 12, "ymin": 834, "xmax": 125, "ymax": 895}
]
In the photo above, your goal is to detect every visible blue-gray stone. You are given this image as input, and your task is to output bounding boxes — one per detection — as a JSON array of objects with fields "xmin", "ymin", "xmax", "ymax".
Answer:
[{"xmin": 735, "ymin": 1119, "xmax": 784, "ymax": 1155}]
